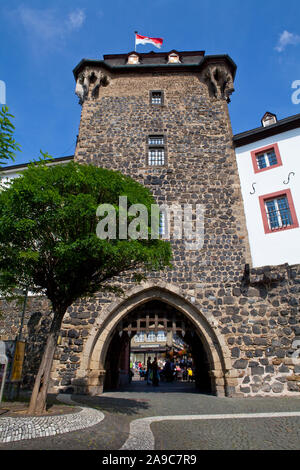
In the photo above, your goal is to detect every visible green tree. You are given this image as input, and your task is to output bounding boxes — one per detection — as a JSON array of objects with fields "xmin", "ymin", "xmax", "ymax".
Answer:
[
  {"xmin": 0, "ymin": 161, "xmax": 172, "ymax": 414},
  {"xmin": 0, "ymin": 106, "xmax": 20, "ymax": 166}
]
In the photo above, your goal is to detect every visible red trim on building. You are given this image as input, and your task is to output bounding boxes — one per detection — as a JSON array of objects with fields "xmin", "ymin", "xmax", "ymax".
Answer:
[
  {"xmin": 251, "ymin": 143, "xmax": 282, "ymax": 174},
  {"xmin": 259, "ymin": 188, "xmax": 299, "ymax": 234}
]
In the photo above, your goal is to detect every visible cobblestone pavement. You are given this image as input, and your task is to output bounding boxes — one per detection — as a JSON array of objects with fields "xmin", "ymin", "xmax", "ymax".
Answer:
[
  {"xmin": 1, "ymin": 381, "xmax": 300, "ymax": 450},
  {"xmin": 152, "ymin": 416, "xmax": 300, "ymax": 450},
  {"xmin": 0, "ymin": 395, "xmax": 104, "ymax": 443}
]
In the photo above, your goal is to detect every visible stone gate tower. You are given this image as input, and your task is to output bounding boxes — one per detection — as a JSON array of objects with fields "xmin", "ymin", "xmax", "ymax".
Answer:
[
  {"xmin": 70, "ymin": 49, "xmax": 251, "ymax": 396},
  {"xmin": 2, "ymin": 49, "xmax": 299, "ymax": 398}
]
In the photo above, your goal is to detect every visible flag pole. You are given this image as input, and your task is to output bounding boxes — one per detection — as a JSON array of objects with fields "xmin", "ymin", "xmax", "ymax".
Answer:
[{"xmin": 134, "ymin": 31, "xmax": 138, "ymax": 52}]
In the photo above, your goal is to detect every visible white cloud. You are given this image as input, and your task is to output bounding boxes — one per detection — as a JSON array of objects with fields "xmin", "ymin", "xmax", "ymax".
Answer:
[
  {"xmin": 14, "ymin": 6, "xmax": 86, "ymax": 43},
  {"xmin": 18, "ymin": 6, "xmax": 62, "ymax": 40},
  {"xmin": 67, "ymin": 9, "xmax": 86, "ymax": 30},
  {"xmin": 275, "ymin": 30, "xmax": 300, "ymax": 52}
]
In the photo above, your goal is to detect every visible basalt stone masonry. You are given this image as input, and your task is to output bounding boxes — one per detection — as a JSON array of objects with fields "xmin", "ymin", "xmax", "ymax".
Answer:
[
  {"xmin": 0, "ymin": 297, "xmax": 52, "ymax": 389},
  {"xmin": 0, "ymin": 50, "xmax": 299, "ymax": 397}
]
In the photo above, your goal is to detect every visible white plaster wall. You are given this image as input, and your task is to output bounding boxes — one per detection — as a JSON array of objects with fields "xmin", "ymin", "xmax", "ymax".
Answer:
[
  {"xmin": 236, "ymin": 127, "xmax": 300, "ymax": 268},
  {"xmin": 0, "ymin": 169, "xmax": 22, "ymax": 189}
]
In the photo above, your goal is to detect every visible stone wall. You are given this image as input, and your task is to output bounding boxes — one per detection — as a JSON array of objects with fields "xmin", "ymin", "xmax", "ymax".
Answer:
[
  {"xmin": 0, "ymin": 296, "xmax": 52, "ymax": 389},
  {"xmin": 217, "ymin": 263, "xmax": 300, "ymax": 395},
  {"xmin": 1, "ymin": 262, "xmax": 299, "ymax": 397}
]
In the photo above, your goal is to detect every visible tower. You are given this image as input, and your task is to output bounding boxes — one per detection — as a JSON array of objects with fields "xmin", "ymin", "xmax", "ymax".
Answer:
[{"xmin": 68, "ymin": 49, "xmax": 251, "ymax": 397}]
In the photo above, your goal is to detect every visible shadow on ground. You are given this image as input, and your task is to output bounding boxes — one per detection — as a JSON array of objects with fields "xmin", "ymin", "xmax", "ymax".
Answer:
[
  {"xmin": 72, "ymin": 394, "xmax": 150, "ymax": 415},
  {"xmin": 111, "ymin": 379, "xmax": 201, "ymax": 394}
]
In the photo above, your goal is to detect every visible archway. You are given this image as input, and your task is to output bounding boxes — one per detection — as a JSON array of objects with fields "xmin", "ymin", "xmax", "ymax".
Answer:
[
  {"xmin": 103, "ymin": 300, "xmax": 212, "ymax": 393},
  {"xmin": 78, "ymin": 283, "xmax": 233, "ymax": 397}
]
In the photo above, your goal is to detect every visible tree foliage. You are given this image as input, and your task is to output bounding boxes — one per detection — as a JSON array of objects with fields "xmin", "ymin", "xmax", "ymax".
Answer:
[
  {"xmin": 0, "ymin": 161, "xmax": 172, "ymax": 308},
  {"xmin": 0, "ymin": 161, "xmax": 172, "ymax": 414},
  {"xmin": 0, "ymin": 106, "xmax": 20, "ymax": 166}
]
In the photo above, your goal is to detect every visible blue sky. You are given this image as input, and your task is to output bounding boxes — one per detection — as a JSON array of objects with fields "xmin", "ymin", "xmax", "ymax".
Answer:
[{"xmin": 1, "ymin": 0, "xmax": 300, "ymax": 166}]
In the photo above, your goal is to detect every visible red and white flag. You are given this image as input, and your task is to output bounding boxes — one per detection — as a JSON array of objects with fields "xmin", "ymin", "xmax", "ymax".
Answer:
[{"xmin": 135, "ymin": 33, "xmax": 163, "ymax": 49}]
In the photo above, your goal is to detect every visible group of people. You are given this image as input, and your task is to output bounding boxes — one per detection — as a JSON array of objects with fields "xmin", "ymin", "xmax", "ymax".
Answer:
[
  {"xmin": 161, "ymin": 359, "xmax": 194, "ymax": 383},
  {"xmin": 130, "ymin": 357, "xmax": 195, "ymax": 386}
]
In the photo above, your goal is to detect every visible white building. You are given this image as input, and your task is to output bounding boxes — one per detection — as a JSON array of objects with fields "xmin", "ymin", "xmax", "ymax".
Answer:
[
  {"xmin": 234, "ymin": 112, "xmax": 300, "ymax": 268},
  {"xmin": 0, "ymin": 156, "xmax": 74, "ymax": 188}
]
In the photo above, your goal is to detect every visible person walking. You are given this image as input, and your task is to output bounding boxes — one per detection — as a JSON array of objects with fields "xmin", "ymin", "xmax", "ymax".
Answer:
[
  {"xmin": 163, "ymin": 360, "xmax": 171, "ymax": 382},
  {"xmin": 151, "ymin": 358, "xmax": 159, "ymax": 387},
  {"xmin": 170, "ymin": 360, "xmax": 175, "ymax": 382},
  {"xmin": 146, "ymin": 357, "xmax": 152, "ymax": 385}
]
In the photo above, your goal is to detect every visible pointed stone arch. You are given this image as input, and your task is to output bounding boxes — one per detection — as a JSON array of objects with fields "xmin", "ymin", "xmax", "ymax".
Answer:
[{"xmin": 77, "ymin": 282, "xmax": 235, "ymax": 397}]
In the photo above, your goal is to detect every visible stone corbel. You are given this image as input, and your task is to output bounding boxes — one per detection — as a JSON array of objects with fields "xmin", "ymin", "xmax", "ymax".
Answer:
[
  {"xmin": 91, "ymin": 72, "xmax": 102, "ymax": 98},
  {"xmin": 90, "ymin": 72, "xmax": 110, "ymax": 99},
  {"xmin": 204, "ymin": 64, "xmax": 235, "ymax": 102},
  {"xmin": 75, "ymin": 72, "xmax": 89, "ymax": 105},
  {"xmin": 75, "ymin": 70, "xmax": 110, "ymax": 104}
]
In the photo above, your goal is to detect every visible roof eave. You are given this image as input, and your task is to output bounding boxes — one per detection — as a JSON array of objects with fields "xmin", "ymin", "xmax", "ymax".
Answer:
[
  {"xmin": 234, "ymin": 113, "xmax": 300, "ymax": 147},
  {"xmin": 0, "ymin": 155, "xmax": 74, "ymax": 173},
  {"xmin": 73, "ymin": 54, "xmax": 237, "ymax": 80}
]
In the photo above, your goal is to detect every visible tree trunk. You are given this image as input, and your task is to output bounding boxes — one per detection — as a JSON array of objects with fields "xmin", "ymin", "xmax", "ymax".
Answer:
[{"xmin": 27, "ymin": 308, "xmax": 65, "ymax": 415}]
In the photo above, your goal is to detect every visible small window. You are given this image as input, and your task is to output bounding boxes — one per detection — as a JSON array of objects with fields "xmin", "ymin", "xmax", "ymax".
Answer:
[
  {"xmin": 147, "ymin": 331, "xmax": 156, "ymax": 342},
  {"xmin": 157, "ymin": 331, "xmax": 166, "ymax": 341},
  {"xmin": 150, "ymin": 90, "xmax": 164, "ymax": 105},
  {"xmin": 159, "ymin": 212, "xmax": 166, "ymax": 236},
  {"xmin": 127, "ymin": 54, "xmax": 139, "ymax": 64},
  {"xmin": 256, "ymin": 149, "xmax": 277, "ymax": 170},
  {"xmin": 168, "ymin": 53, "xmax": 180, "ymax": 64},
  {"xmin": 148, "ymin": 135, "xmax": 166, "ymax": 166},
  {"xmin": 149, "ymin": 149, "xmax": 164, "ymax": 165},
  {"xmin": 261, "ymin": 112, "xmax": 277, "ymax": 127},
  {"xmin": 149, "ymin": 136, "xmax": 164, "ymax": 146},
  {"xmin": 134, "ymin": 332, "xmax": 145, "ymax": 342},
  {"xmin": 265, "ymin": 197, "xmax": 292, "ymax": 230},
  {"xmin": 259, "ymin": 189, "xmax": 299, "ymax": 234},
  {"xmin": 251, "ymin": 143, "xmax": 282, "ymax": 173}
]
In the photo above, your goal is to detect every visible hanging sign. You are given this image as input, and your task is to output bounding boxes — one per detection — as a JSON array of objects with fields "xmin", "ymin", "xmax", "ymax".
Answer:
[{"xmin": 10, "ymin": 341, "xmax": 25, "ymax": 382}]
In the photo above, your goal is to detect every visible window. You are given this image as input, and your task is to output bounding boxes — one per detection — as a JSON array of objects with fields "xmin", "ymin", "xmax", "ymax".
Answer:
[
  {"xmin": 168, "ymin": 53, "xmax": 180, "ymax": 64},
  {"xmin": 256, "ymin": 149, "xmax": 277, "ymax": 169},
  {"xmin": 157, "ymin": 331, "xmax": 166, "ymax": 341},
  {"xmin": 127, "ymin": 54, "xmax": 139, "ymax": 64},
  {"xmin": 147, "ymin": 331, "xmax": 156, "ymax": 342},
  {"xmin": 150, "ymin": 90, "xmax": 164, "ymax": 105},
  {"xmin": 251, "ymin": 143, "xmax": 282, "ymax": 173},
  {"xmin": 148, "ymin": 135, "xmax": 165, "ymax": 166},
  {"xmin": 259, "ymin": 189, "xmax": 299, "ymax": 234},
  {"xmin": 159, "ymin": 211, "xmax": 166, "ymax": 236},
  {"xmin": 135, "ymin": 332, "xmax": 145, "ymax": 342},
  {"xmin": 149, "ymin": 148, "xmax": 164, "ymax": 165},
  {"xmin": 149, "ymin": 136, "xmax": 164, "ymax": 146},
  {"xmin": 261, "ymin": 112, "xmax": 277, "ymax": 127}
]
